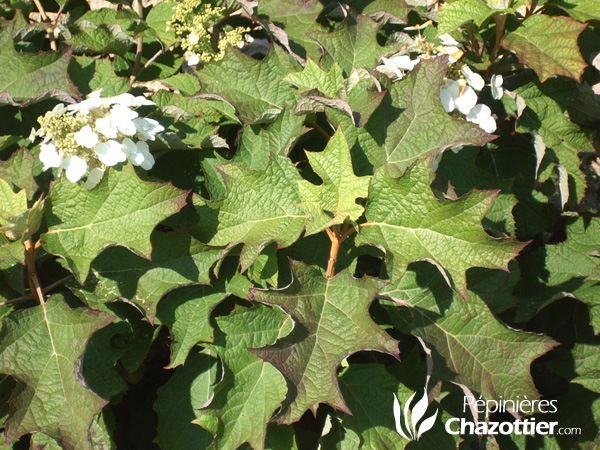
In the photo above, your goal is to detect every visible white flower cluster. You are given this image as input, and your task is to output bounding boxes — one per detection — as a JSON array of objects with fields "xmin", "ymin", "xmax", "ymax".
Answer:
[
  {"xmin": 31, "ymin": 90, "xmax": 164, "ymax": 188},
  {"xmin": 376, "ymin": 33, "xmax": 504, "ymax": 133}
]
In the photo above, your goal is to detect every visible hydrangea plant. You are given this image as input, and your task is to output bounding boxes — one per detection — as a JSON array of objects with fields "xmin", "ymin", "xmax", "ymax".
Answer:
[{"xmin": 0, "ymin": 0, "xmax": 599, "ymax": 449}]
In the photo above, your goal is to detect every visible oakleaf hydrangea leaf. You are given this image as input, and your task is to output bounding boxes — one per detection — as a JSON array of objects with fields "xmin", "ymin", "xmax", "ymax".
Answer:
[
  {"xmin": 310, "ymin": 13, "xmax": 402, "ymax": 76},
  {"xmin": 196, "ymin": 45, "xmax": 301, "ymax": 124},
  {"xmin": 437, "ymin": 0, "xmax": 494, "ymax": 35},
  {"xmin": 297, "ymin": 128, "xmax": 370, "ymax": 235},
  {"xmin": 256, "ymin": 0, "xmax": 325, "ymax": 61},
  {"xmin": 251, "ymin": 262, "xmax": 399, "ymax": 424},
  {"xmin": 515, "ymin": 217, "xmax": 600, "ymax": 334},
  {"xmin": 552, "ymin": 0, "xmax": 600, "ymax": 22},
  {"xmin": 516, "ymin": 81, "xmax": 592, "ymax": 205},
  {"xmin": 156, "ymin": 283, "xmax": 228, "ymax": 368},
  {"xmin": 195, "ymin": 305, "xmax": 291, "ymax": 450},
  {"xmin": 0, "ymin": 149, "xmax": 37, "ymax": 200},
  {"xmin": 41, "ymin": 163, "xmax": 187, "ymax": 282},
  {"xmin": 193, "ymin": 155, "xmax": 308, "ymax": 270},
  {"xmin": 0, "ymin": 21, "xmax": 77, "ymax": 105},
  {"xmin": 382, "ymin": 263, "xmax": 557, "ymax": 402},
  {"xmin": 504, "ymin": 15, "xmax": 587, "ymax": 82},
  {"xmin": 356, "ymin": 159, "xmax": 525, "ymax": 296},
  {"xmin": 0, "ymin": 178, "xmax": 26, "ymax": 224},
  {"xmin": 284, "ymin": 58, "xmax": 344, "ymax": 97},
  {"xmin": 154, "ymin": 350, "xmax": 217, "ymax": 450},
  {"xmin": 67, "ymin": 229, "xmax": 222, "ymax": 322},
  {"xmin": 0, "ymin": 295, "xmax": 114, "ymax": 449}
]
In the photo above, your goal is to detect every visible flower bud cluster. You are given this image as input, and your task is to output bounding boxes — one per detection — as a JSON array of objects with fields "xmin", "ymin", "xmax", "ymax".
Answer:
[
  {"xmin": 31, "ymin": 90, "xmax": 164, "ymax": 187},
  {"xmin": 376, "ymin": 32, "xmax": 504, "ymax": 133},
  {"xmin": 166, "ymin": 0, "xmax": 249, "ymax": 65}
]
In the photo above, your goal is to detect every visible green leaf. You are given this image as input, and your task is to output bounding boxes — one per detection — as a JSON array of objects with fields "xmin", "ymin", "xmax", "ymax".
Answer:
[
  {"xmin": 284, "ymin": 58, "xmax": 344, "ymax": 98},
  {"xmin": 0, "ymin": 178, "xmax": 26, "ymax": 224},
  {"xmin": 0, "ymin": 149, "xmax": 37, "ymax": 200},
  {"xmin": 41, "ymin": 163, "xmax": 187, "ymax": 282},
  {"xmin": 503, "ymin": 15, "xmax": 587, "ymax": 82},
  {"xmin": 550, "ymin": 0, "xmax": 600, "ymax": 22},
  {"xmin": 435, "ymin": 147, "xmax": 517, "ymax": 236},
  {"xmin": 0, "ymin": 21, "xmax": 77, "ymax": 105},
  {"xmin": 357, "ymin": 159, "xmax": 524, "ymax": 295},
  {"xmin": 156, "ymin": 283, "xmax": 228, "ymax": 368},
  {"xmin": 437, "ymin": 0, "xmax": 494, "ymax": 35},
  {"xmin": 234, "ymin": 108, "xmax": 308, "ymax": 170},
  {"xmin": 334, "ymin": 364, "xmax": 459, "ymax": 450},
  {"xmin": 297, "ymin": 128, "xmax": 370, "ymax": 235},
  {"xmin": 154, "ymin": 349, "xmax": 218, "ymax": 450},
  {"xmin": 333, "ymin": 57, "xmax": 493, "ymax": 177},
  {"xmin": 516, "ymin": 81, "xmax": 593, "ymax": 205},
  {"xmin": 195, "ymin": 304, "xmax": 291, "ymax": 450},
  {"xmin": 251, "ymin": 262, "xmax": 398, "ymax": 424},
  {"xmin": 196, "ymin": 45, "xmax": 301, "ymax": 124},
  {"xmin": 159, "ymin": 73, "xmax": 201, "ymax": 96},
  {"xmin": 309, "ymin": 13, "xmax": 402, "ymax": 76},
  {"xmin": 193, "ymin": 155, "xmax": 308, "ymax": 270},
  {"xmin": 146, "ymin": 0, "xmax": 177, "ymax": 47},
  {"xmin": 515, "ymin": 217, "xmax": 600, "ymax": 334},
  {"xmin": 0, "ymin": 196, "xmax": 44, "ymax": 241},
  {"xmin": 68, "ymin": 56, "xmax": 129, "ymax": 98},
  {"xmin": 381, "ymin": 263, "xmax": 557, "ymax": 402},
  {"xmin": 343, "ymin": 0, "xmax": 411, "ymax": 24},
  {"xmin": 0, "ymin": 295, "xmax": 114, "ymax": 449},
  {"xmin": 67, "ymin": 229, "xmax": 222, "ymax": 322},
  {"xmin": 256, "ymin": 0, "xmax": 325, "ymax": 61}
]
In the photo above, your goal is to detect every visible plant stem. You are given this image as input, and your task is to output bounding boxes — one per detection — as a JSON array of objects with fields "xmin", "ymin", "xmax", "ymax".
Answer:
[
  {"xmin": 0, "ymin": 275, "xmax": 72, "ymax": 308},
  {"xmin": 130, "ymin": 0, "xmax": 145, "ymax": 85},
  {"xmin": 325, "ymin": 223, "xmax": 356, "ymax": 278},
  {"xmin": 488, "ymin": 13, "xmax": 508, "ymax": 64},
  {"xmin": 526, "ymin": 0, "xmax": 539, "ymax": 18},
  {"xmin": 24, "ymin": 238, "xmax": 44, "ymax": 304}
]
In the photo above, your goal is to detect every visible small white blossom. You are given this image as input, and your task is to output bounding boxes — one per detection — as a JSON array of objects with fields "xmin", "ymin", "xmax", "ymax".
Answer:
[
  {"xmin": 133, "ymin": 118, "xmax": 165, "ymax": 141},
  {"xmin": 454, "ymin": 84, "xmax": 478, "ymax": 115},
  {"xmin": 122, "ymin": 138, "xmax": 155, "ymax": 170},
  {"xmin": 95, "ymin": 140, "xmax": 127, "ymax": 166},
  {"xmin": 84, "ymin": 168, "xmax": 105, "ymax": 189},
  {"xmin": 440, "ymin": 79, "xmax": 460, "ymax": 112},
  {"xmin": 115, "ymin": 93, "xmax": 155, "ymax": 108},
  {"xmin": 377, "ymin": 55, "xmax": 420, "ymax": 80},
  {"xmin": 491, "ymin": 74, "xmax": 504, "ymax": 100},
  {"xmin": 461, "ymin": 66, "xmax": 485, "ymax": 91},
  {"xmin": 188, "ymin": 53, "xmax": 200, "ymax": 66},
  {"xmin": 40, "ymin": 143, "xmax": 63, "ymax": 170},
  {"xmin": 95, "ymin": 117, "xmax": 119, "ymax": 139},
  {"xmin": 438, "ymin": 34, "xmax": 464, "ymax": 63},
  {"xmin": 62, "ymin": 156, "xmax": 88, "ymax": 182},
  {"xmin": 74, "ymin": 125, "xmax": 99, "ymax": 149},
  {"xmin": 110, "ymin": 104, "xmax": 139, "ymax": 136},
  {"xmin": 466, "ymin": 104, "xmax": 497, "ymax": 132}
]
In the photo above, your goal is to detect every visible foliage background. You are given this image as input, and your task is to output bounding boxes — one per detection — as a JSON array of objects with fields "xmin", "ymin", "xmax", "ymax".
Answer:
[{"xmin": 0, "ymin": 0, "xmax": 599, "ymax": 449}]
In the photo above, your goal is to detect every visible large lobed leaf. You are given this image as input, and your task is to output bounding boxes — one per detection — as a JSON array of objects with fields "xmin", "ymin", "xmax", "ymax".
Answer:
[
  {"xmin": 382, "ymin": 263, "xmax": 558, "ymax": 403},
  {"xmin": 41, "ymin": 164, "xmax": 187, "ymax": 283},
  {"xmin": 196, "ymin": 45, "xmax": 301, "ymax": 124},
  {"xmin": 193, "ymin": 155, "xmax": 309, "ymax": 270},
  {"xmin": 251, "ymin": 262, "xmax": 399, "ymax": 424},
  {"xmin": 0, "ymin": 296, "xmax": 113, "ymax": 449},
  {"xmin": 504, "ymin": 14, "xmax": 587, "ymax": 82},
  {"xmin": 356, "ymin": 158, "xmax": 525, "ymax": 296},
  {"xmin": 195, "ymin": 305, "xmax": 291, "ymax": 450},
  {"xmin": 297, "ymin": 128, "xmax": 370, "ymax": 235},
  {"xmin": 67, "ymin": 229, "xmax": 222, "ymax": 322}
]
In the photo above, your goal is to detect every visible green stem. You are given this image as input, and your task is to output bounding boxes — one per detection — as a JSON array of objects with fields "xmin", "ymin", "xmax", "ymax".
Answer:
[{"xmin": 488, "ymin": 13, "xmax": 508, "ymax": 65}]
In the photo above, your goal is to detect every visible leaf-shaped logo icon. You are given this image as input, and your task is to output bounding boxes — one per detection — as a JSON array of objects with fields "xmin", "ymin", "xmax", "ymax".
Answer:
[{"xmin": 393, "ymin": 389, "xmax": 438, "ymax": 441}]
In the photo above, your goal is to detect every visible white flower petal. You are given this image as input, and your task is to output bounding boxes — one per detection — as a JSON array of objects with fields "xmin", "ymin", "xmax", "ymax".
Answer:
[
  {"xmin": 84, "ymin": 168, "xmax": 105, "ymax": 189},
  {"xmin": 63, "ymin": 156, "xmax": 88, "ymax": 182},
  {"xmin": 480, "ymin": 116, "xmax": 497, "ymax": 133},
  {"xmin": 40, "ymin": 143, "xmax": 63, "ymax": 170},
  {"xmin": 455, "ymin": 85, "xmax": 478, "ymax": 115},
  {"xmin": 461, "ymin": 66, "xmax": 485, "ymax": 91},
  {"xmin": 438, "ymin": 34, "xmax": 460, "ymax": 47},
  {"xmin": 95, "ymin": 117, "xmax": 118, "ymax": 139},
  {"xmin": 440, "ymin": 79, "xmax": 460, "ymax": 112},
  {"xmin": 466, "ymin": 104, "xmax": 492, "ymax": 124},
  {"xmin": 491, "ymin": 74, "xmax": 504, "ymax": 100},
  {"xmin": 74, "ymin": 125, "xmax": 99, "ymax": 148},
  {"xmin": 188, "ymin": 32, "xmax": 200, "ymax": 45},
  {"xmin": 188, "ymin": 54, "xmax": 200, "ymax": 66},
  {"xmin": 95, "ymin": 140, "xmax": 127, "ymax": 166},
  {"xmin": 133, "ymin": 117, "xmax": 164, "ymax": 141}
]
